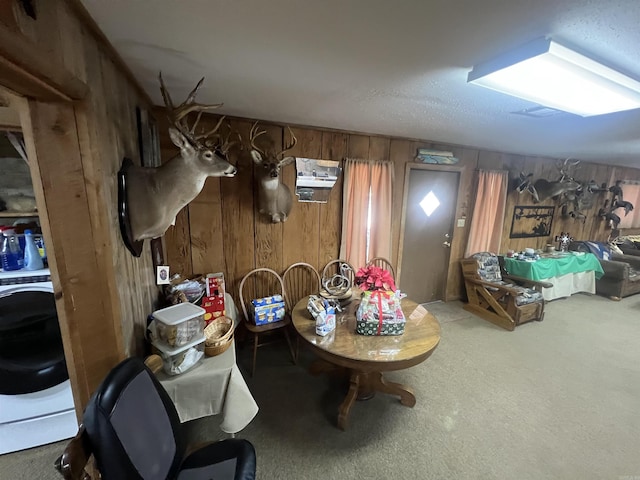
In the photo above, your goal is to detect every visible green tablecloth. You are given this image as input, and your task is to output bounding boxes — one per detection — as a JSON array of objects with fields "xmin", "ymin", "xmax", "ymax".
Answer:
[{"xmin": 503, "ymin": 252, "xmax": 604, "ymax": 281}]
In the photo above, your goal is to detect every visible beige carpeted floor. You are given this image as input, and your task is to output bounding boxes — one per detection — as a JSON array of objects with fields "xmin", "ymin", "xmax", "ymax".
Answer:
[{"xmin": 2, "ymin": 293, "xmax": 640, "ymax": 480}]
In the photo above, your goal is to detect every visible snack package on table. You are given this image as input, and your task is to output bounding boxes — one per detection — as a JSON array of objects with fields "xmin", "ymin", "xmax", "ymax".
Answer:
[{"xmin": 355, "ymin": 290, "xmax": 406, "ymax": 336}]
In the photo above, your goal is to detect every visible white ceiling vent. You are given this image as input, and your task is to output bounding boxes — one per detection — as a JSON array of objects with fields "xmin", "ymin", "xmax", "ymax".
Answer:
[{"xmin": 511, "ymin": 106, "xmax": 565, "ymax": 118}]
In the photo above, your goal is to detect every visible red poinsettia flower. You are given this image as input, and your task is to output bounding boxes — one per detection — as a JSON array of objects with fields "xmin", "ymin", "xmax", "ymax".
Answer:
[{"xmin": 355, "ymin": 265, "xmax": 397, "ymax": 292}]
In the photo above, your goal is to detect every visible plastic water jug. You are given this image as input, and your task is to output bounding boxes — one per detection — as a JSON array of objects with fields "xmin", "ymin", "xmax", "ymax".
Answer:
[
  {"xmin": 23, "ymin": 229, "xmax": 44, "ymax": 271},
  {"xmin": 1, "ymin": 229, "xmax": 23, "ymax": 271}
]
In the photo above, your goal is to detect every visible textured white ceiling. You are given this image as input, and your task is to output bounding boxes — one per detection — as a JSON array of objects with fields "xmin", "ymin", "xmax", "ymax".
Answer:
[{"xmin": 81, "ymin": 0, "xmax": 640, "ymax": 167}]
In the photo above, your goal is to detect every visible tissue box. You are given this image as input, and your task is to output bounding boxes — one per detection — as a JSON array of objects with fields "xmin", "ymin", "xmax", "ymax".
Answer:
[
  {"xmin": 251, "ymin": 295, "xmax": 285, "ymax": 325},
  {"xmin": 355, "ymin": 290, "xmax": 405, "ymax": 336}
]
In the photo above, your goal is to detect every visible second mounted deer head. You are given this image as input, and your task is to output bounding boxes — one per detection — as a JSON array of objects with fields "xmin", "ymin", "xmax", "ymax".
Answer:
[
  {"xmin": 516, "ymin": 158, "xmax": 581, "ymax": 203},
  {"xmin": 123, "ymin": 74, "xmax": 238, "ymax": 247},
  {"xmin": 249, "ymin": 122, "xmax": 297, "ymax": 223}
]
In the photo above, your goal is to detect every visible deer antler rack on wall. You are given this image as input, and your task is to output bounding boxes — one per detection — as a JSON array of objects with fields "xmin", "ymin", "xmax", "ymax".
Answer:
[{"xmin": 118, "ymin": 74, "xmax": 237, "ymax": 257}]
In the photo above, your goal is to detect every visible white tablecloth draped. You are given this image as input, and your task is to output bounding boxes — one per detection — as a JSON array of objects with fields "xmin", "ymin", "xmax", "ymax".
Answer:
[
  {"xmin": 157, "ymin": 341, "xmax": 258, "ymax": 433},
  {"xmin": 156, "ymin": 293, "xmax": 258, "ymax": 433},
  {"xmin": 541, "ymin": 271, "xmax": 595, "ymax": 301}
]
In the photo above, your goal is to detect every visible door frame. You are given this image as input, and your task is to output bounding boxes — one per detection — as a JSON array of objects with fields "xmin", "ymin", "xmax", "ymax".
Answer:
[{"xmin": 397, "ymin": 163, "xmax": 463, "ymax": 299}]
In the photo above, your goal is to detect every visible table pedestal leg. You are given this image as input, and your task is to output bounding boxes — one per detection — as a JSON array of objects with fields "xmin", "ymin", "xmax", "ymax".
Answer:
[
  {"xmin": 337, "ymin": 373, "xmax": 360, "ymax": 431},
  {"xmin": 337, "ymin": 370, "xmax": 416, "ymax": 430}
]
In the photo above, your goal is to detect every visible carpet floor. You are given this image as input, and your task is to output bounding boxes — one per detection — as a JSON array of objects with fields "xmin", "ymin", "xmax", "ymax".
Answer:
[{"xmin": 2, "ymin": 293, "xmax": 639, "ymax": 480}]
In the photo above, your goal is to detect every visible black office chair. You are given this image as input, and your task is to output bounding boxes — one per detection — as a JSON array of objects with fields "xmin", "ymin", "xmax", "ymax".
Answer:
[{"xmin": 55, "ymin": 357, "xmax": 256, "ymax": 480}]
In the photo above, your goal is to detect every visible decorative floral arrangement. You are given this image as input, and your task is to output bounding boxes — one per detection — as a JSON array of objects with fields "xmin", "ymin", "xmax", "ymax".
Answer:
[{"xmin": 354, "ymin": 265, "xmax": 397, "ymax": 292}]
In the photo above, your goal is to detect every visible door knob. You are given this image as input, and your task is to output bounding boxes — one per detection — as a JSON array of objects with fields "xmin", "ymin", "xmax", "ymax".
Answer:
[{"xmin": 443, "ymin": 241, "xmax": 451, "ymax": 248}]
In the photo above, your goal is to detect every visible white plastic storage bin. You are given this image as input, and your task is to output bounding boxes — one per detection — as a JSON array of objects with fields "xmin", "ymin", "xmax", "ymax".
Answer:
[
  {"xmin": 152, "ymin": 335, "xmax": 205, "ymax": 375},
  {"xmin": 152, "ymin": 302, "xmax": 205, "ymax": 348}
]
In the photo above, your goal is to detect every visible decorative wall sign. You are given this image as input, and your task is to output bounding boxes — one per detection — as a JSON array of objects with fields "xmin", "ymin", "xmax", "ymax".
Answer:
[
  {"xmin": 509, "ymin": 205, "xmax": 555, "ymax": 238},
  {"xmin": 295, "ymin": 158, "xmax": 341, "ymax": 203},
  {"xmin": 415, "ymin": 148, "xmax": 459, "ymax": 165}
]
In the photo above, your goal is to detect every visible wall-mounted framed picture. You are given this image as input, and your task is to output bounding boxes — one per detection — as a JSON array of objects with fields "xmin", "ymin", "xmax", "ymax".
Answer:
[
  {"xmin": 509, "ymin": 205, "xmax": 555, "ymax": 238},
  {"xmin": 294, "ymin": 158, "xmax": 341, "ymax": 203}
]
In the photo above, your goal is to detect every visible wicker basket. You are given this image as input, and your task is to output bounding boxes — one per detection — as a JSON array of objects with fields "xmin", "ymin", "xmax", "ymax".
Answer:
[{"xmin": 204, "ymin": 316, "xmax": 234, "ymax": 357}]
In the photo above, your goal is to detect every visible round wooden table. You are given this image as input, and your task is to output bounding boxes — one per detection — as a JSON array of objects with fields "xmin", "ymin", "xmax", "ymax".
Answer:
[{"xmin": 292, "ymin": 295, "xmax": 441, "ymax": 430}]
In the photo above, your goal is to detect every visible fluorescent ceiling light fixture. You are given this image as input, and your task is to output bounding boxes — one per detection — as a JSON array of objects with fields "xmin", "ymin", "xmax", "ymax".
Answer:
[{"xmin": 468, "ymin": 38, "xmax": 640, "ymax": 117}]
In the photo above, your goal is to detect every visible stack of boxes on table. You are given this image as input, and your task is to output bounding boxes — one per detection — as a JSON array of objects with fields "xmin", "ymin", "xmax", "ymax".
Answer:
[{"xmin": 150, "ymin": 273, "xmax": 227, "ymax": 375}]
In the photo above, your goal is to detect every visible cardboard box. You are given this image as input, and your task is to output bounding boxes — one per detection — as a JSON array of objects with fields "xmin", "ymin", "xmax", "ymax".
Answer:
[
  {"xmin": 202, "ymin": 273, "xmax": 226, "ymax": 325},
  {"xmin": 252, "ymin": 296, "xmax": 285, "ymax": 325}
]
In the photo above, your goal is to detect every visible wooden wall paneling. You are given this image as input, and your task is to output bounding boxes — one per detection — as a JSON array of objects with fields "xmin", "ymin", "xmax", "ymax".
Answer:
[
  {"xmin": 22, "ymin": 99, "xmax": 123, "ymax": 409},
  {"xmin": 348, "ymin": 134, "xmax": 370, "ymax": 159},
  {"xmin": 113, "ymin": 63, "xmax": 157, "ymax": 356},
  {"xmin": 319, "ymin": 131, "xmax": 348, "ymax": 270},
  {"xmin": 57, "ymin": 1, "xmax": 87, "ymax": 83},
  {"xmin": 165, "ymin": 204, "xmax": 193, "ymax": 277},
  {"xmin": 0, "ymin": 14, "xmax": 87, "ymax": 101},
  {"xmin": 188, "ymin": 115, "xmax": 227, "ymax": 276},
  {"xmin": 282, "ymin": 127, "xmax": 321, "ymax": 270},
  {"xmin": 221, "ymin": 119, "xmax": 257, "ymax": 301},
  {"xmin": 72, "ymin": 36, "xmax": 127, "ymax": 356},
  {"xmin": 253, "ymin": 123, "xmax": 284, "ymax": 272},
  {"xmin": 369, "ymin": 136, "xmax": 390, "ymax": 160},
  {"xmin": 442, "ymin": 146, "xmax": 478, "ymax": 300},
  {"xmin": 389, "ymin": 139, "xmax": 413, "ymax": 270},
  {"xmin": 477, "ymin": 150, "xmax": 504, "ymax": 170},
  {"xmin": 189, "ymin": 177, "xmax": 225, "ymax": 275}
]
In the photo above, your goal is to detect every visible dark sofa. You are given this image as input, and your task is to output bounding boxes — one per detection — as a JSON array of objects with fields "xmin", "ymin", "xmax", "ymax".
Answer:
[{"xmin": 569, "ymin": 241, "xmax": 640, "ymax": 300}]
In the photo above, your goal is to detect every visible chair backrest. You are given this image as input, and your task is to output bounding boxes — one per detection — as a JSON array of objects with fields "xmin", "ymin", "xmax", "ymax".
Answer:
[
  {"xmin": 366, "ymin": 257, "xmax": 396, "ymax": 279},
  {"xmin": 321, "ymin": 259, "xmax": 356, "ymax": 295},
  {"xmin": 282, "ymin": 262, "xmax": 321, "ymax": 312},
  {"xmin": 238, "ymin": 268, "xmax": 286, "ymax": 324},
  {"xmin": 469, "ymin": 252, "xmax": 503, "ymax": 282},
  {"xmin": 82, "ymin": 357, "xmax": 186, "ymax": 480}
]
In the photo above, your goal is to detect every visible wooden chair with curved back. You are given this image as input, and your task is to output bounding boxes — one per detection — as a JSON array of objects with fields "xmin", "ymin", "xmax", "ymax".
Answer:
[
  {"xmin": 282, "ymin": 262, "xmax": 322, "ymax": 361},
  {"xmin": 239, "ymin": 267, "xmax": 296, "ymax": 376},
  {"xmin": 366, "ymin": 257, "xmax": 396, "ymax": 280}
]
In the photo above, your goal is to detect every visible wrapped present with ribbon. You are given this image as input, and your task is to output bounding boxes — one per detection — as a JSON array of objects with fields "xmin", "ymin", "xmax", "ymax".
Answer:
[{"xmin": 355, "ymin": 289, "xmax": 406, "ymax": 336}]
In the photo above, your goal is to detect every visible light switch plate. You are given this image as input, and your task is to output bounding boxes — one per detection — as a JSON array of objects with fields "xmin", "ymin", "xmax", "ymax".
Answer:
[{"xmin": 457, "ymin": 218, "xmax": 466, "ymax": 227}]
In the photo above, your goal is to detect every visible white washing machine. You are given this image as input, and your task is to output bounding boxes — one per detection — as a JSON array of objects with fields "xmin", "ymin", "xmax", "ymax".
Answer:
[{"xmin": 0, "ymin": 268, "xmax": 78, "ymax": 455}]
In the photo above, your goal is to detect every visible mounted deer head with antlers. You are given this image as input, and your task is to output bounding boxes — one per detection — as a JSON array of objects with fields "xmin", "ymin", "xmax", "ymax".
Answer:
[
  {"xmin": 123, "ymin": 75, "xmax": 237, "ymax": 246},
  {"xmin": 516, "ymin": 158, "xmax": 581, "ymax": 203},
  {"xmin": 249, "ymin": 122, "xmax": 297, "ymax": 223}
]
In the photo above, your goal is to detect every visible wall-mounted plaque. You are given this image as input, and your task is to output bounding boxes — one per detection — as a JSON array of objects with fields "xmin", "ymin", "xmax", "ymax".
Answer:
[{"xmin": 510, "ymin": 205, "xmax": 555, "ymax": 238}]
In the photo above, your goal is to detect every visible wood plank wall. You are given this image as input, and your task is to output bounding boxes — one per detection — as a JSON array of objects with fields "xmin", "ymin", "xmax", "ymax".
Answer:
[
  {"xmin": 2, "ymin": 1, "xmax": 159, "ymax": 409},
  {"xmin": 162, "ymin": 112, "xmax": 640, "ymax": 302}
]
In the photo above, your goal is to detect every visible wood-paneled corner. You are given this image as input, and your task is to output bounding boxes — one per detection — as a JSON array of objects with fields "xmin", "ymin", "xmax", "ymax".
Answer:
[{"xmin": 1, "ymin": 1, "xmax": 159, "ymax": 414}]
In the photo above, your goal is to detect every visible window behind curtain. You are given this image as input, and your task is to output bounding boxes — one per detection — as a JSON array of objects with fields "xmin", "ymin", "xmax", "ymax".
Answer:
[
  {"xmin": 465, "ymin": 170, "xmax": 508, "ymax": 256},
  {"xmin": 340, "ymin": 159, "xmax": 393, "ymax": 269}
]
